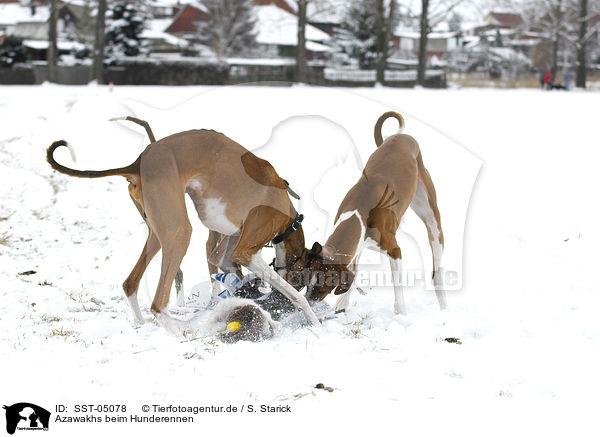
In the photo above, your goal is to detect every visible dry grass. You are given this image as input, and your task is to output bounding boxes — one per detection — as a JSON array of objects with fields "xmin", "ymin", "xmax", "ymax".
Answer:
[
  {"xmin": 343, "ymin": 313, "xmax": 372, "ymax": 339},
  {"xmin": 450, "ymin": 71, "xmax": 600, "ymax": 89},
  {"xmin": 449, "ymin": 72, "xmax": 542, "ymax": 89},
  {"xmin": 50, "ymin": 327, "xmax": 76, "ymax": 338},
  {"xmin": 41, "ymin": 314, "xmax": 62, "ymax": 323},
  {"xmin": 0, "ymin": 234, "xmax": 10, "ymax": 247}
]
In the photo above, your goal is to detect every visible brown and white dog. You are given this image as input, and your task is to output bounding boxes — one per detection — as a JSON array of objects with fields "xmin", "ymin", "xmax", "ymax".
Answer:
[
  {"xmin": 46, "ymin": 128, "xmax": 321, "ymax": 332},
  {"xmin": 301, "ymin": 111, "xmax": 447, "ymax": 315}
]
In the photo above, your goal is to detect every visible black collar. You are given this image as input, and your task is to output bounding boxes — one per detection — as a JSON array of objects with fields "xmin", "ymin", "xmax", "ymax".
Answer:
[
  {"xmin": 270, "ymin": 252, "xmax": 304, "ymax": 272},
  {"xmin": 271, "ymin": 213, "xmax": 304, "ymax": 245}
]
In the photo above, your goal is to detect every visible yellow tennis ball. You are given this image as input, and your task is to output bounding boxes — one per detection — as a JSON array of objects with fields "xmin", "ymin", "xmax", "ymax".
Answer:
[{"xmin": 227, "ymin": 321, "xmax": 242, "ymax": 333}]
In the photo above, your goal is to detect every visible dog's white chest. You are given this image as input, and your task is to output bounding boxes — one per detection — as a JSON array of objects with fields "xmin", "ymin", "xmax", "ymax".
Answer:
[
  {"xmin": 201, "ymin": 198, "xmax": 240, "ymax": 235},
  {"xmin": 186, "ymin": 179, "xmax": 240, "ymax": 235}
]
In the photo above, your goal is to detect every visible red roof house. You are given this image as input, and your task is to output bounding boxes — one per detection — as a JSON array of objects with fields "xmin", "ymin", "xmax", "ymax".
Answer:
[
  {"xmin": 165, "ymin": 4, "xmax": 210, "ymax": 35},
  {"xmin": 485, "ymin": 12, "xmax": 524, "ymax": 29}
]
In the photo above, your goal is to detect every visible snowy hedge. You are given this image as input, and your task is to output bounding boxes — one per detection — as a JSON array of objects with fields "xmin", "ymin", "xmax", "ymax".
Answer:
[{"xmin": 104, "ymin": 58, "xmax": 230, "ymax": 85}]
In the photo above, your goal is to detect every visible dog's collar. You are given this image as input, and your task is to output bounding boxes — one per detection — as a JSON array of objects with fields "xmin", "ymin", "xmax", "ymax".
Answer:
[
  {"xmin": 272, "ymin": 213, "xmax": 304, "ymax": 245},
  {"xmin": 269, "ymin": 253, "xmax": 303, "ymax": 272}
]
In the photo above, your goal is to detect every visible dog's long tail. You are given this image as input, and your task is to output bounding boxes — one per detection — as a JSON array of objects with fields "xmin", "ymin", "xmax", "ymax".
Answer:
[
  {"xmin": 47, "ymin": 140, "xmax": 140, "ymax": 179},
  {"xmin": 374, "ymin": 111, "xmax": 405, "ymax": 147},
  {"xmin": 111, "ymin": 116, "xmax": 156, "ymax": 143}
]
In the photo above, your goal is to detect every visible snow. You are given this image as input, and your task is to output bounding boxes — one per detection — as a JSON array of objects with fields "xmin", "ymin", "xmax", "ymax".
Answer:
[
  {"xmin": 140, "ymin": 29, "xmax": 188, "ymax": 47},
  {"xmin": 285, "ymin": 0, "xmax": 347, "ymax": 23},
  {"xmin": 396, "ymin": 30, "xmax": 458, "ymax": 40},
  {"xmin": 0, "ymin": 3, "xmax": 49, "ymax": 25},
  {"xmin": 1, "ymin": 84, "xmax": 599, "ymax": 434},
  {"xmin": 227, "ymin": 57, "xmax": 296, "ymax": 66},
  {"xmin": 255, "ymin": 4, "xmax": 330, "ymax": 47},
  {"xmin": 324, "ymin": 68, "xmax": 444, "ymax": 81},
  {"xmin": 22, "ymin": 39, "xmax": 86, "ymax": 51},
  {"xmin": 146, "ymin": 18, "xmax": 173, "ymax": 33}
]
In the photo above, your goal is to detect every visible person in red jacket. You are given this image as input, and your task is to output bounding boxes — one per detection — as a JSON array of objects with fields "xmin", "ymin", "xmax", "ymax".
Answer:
[{"xmin": 544, "ymin": 69, "xmax": 552, "ymax": 90}]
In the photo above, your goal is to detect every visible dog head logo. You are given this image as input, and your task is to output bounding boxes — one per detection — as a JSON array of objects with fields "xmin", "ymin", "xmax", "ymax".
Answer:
[{"xmin": 3, "ymin": 403, "xmax": 50, "ymax": 435}]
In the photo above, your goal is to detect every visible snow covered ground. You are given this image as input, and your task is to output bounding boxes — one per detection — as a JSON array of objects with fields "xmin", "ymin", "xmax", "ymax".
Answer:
[{"xmin": 1, "ymin": 84, "xmax": 598, "ymax": 435}]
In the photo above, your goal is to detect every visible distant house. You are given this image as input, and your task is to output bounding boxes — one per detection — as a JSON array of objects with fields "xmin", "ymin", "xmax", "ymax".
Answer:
[
  {"xmin": 473, "ymin": 11, "xmax": 526, "ymax": 36},
  {"xmin": 302, "ymin": 0, "xmax": 346, "ymax": 36},
  {"xmin": 163, "ymin": 0, "xmax": 331, "ymax": 59},
  {"xmin": 485, "ymin": 12, "xmax": 524, "ymax": 29},
  {"xmin": 254, "ymin": 3, "xmax": 330, "ymax": 58},
  {"xmin": 394, "ymin": 29, "xmax": 462, "ymax": 59},
  {"xmin": 164, "ymin": 3, "xmax": 210, "ymax": 36},
  {"xmin": 0, "ymin": 1, "xmax": 86, "ymax": 42},
  {"xmin": 253, "ymin": 0, "xmax": 295, "ymax": 15},
  {"xmin": 0, "ymin": 1, "xmax": 49, "ymax": 40}
]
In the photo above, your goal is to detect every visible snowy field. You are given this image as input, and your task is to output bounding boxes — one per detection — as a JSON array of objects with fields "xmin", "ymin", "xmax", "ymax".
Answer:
[{"xmin": 1, "ymin": 84, "xmax": 599, "ymax": 435}]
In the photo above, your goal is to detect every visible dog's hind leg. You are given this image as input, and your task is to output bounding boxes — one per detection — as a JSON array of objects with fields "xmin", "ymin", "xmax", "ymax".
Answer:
[
  {"xmin": 175, "ymin": 269, "xmax": 184, "ymax": 306},
  {"xmin": 141, "ymin": 173, "xmax": 193, "ymax": 335},
  {"xmin": 123, "ymin": 229, "xmax": 160, "ymax": 324},
  {"xmin": 206, "ymin": 231, "xmax": 221, "ymax": 299},
  {"xmin": 389, "ymin": 256, "xmax": 406, "ymax": 315},
  {"xmin": 410, "ymin": 175, "xmax": 447, "ymax": 310}
]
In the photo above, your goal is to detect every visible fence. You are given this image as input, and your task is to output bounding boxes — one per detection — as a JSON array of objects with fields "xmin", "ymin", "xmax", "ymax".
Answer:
[{"xmin": 1, "ymin": 60, "xmax": 446, "ymax": 88}]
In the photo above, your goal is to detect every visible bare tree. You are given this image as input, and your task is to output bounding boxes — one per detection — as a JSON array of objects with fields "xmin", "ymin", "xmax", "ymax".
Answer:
[
  {"xmin": 376, "ymin": 0, "xmax": 396, "ymax": 84},
  {"xmin": 296, "ymin": 0, "xmax": 308, "ymax": 83},
  {"xmin": 576, "ymin": 0, "xmax": 588, "ymax": 86},
  {"xmin": 92, "ymin": 0, "xmax": 107, "ymax": 83},
  {"xmin": 417, "ymin": 0, "xmax": 465, "ymax": 86},
  {"xmin": 196, "ymin": 0, "xmax": 257, "ymax": 58},
  {"xmin": 48, "ymin": 0, "xmax": 58, "ymax": 82},
  {"xmin": 417, "ymin": 0, "xmax": 430, "ymax": 85},
  {"xmin": 295, "ymin": 0, "xmax": 341, "ymax": 83}
]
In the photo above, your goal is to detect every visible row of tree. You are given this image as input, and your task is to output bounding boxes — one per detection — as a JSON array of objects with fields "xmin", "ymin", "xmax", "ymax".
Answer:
[
  {"xmin": 519, "ymin": 0, "xmax": 599, "ymax": 87},
  {"xmin": 43, "ymin": 0, "xmax": 598, "ymax": 87}
]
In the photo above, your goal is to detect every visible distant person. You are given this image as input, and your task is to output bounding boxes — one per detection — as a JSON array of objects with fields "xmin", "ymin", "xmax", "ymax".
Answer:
[
  {"xmin": 539, "ymin": 70, "xmax": 545, "ymax": 89},
  {"xmin": 565, "ymin": 70, "xmax": 574, "ymax": 90},
  {"xmin": 544, "ymin": 70, "xmax": 552, "ymax": 90}
]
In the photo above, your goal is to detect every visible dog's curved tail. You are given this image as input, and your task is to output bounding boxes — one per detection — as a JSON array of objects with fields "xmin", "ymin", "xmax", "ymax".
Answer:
[
  {"xmin": 47, "ymin": 140, "xmax": 140, "ymax": 180},
  {"xmin": 374, "ymin": 111, "xmax": 405, "ymax": 147},
  {"xmin": 111, "ymin": 116, "xmax": 156, "ymax": 143}
]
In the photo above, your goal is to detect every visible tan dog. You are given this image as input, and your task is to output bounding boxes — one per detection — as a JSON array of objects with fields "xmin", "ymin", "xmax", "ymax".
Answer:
[
  {"xmin": 47, "ymin": 128, "xmax": 320, "ymax": 332},
  {"xmin": 302, "ymin": 111, "xmax": 447, "ymax": 315}
]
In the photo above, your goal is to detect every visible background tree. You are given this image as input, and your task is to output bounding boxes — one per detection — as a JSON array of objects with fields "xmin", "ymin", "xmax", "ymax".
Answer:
[
  {"xmin": 337, "ymin": 0, "xmax": 398, "ymax": 71},
  {"xmin": 576, "ymin": 0, "xmax": 588, "ymax": 86},
  {"xmin": 92, "ymin": 0, "xmax": 107, "ymax": 83},
  {"xmin": 296, "ymin": 0, "xmax": 308, "ymax": 83},
  {"xmin": 376, "ymin": 0, "xmax": 397, "ymax": 84},
  {"xmin": 48, "ymin": 0, "xmax": 58, "ymax": 82},
  {"xmin": 0, "ymin": 37, "xmax": 27, "ymax": 68},
  {"xmin": 295, "ymin": 0, "xmax": 342, "ymax": 82},
  {"xmin": 196, "ymin": 0, "xmax": 257, "ymax": 58},
  {"xmin": 417, "ymin": 0, "xmax": 464, "ymax": 85},
  {"xmin": 572, "ymin": 0, "xmax": 600, "ymax": 87}
]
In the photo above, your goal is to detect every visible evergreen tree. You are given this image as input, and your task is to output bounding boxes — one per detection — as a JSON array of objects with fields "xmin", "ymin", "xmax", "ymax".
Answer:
[
  {"xmin": 105, "ymin": 1, "xmax": 147, "ymax": 58},
  {"xmin": 337, "ymin": 0, "xmax": 378, "ymax": 68},
  {"xmin": 196, "ymin": 0, "xmax": 257, "ymax": 58},
  {"xmin": 337, "ymin": 0, "xmax": 398, "ymax": 70},
  {"xmin": 0, "ymin": 37, "xmax": 27, "ymax": 68}
]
